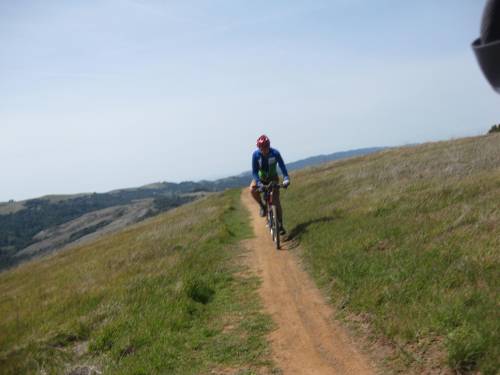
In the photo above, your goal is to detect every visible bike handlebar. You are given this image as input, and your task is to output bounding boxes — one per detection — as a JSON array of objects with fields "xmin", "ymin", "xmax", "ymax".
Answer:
[{"xmin": 259, "ymin": 182, "xmax": 287, "ymax": 192}]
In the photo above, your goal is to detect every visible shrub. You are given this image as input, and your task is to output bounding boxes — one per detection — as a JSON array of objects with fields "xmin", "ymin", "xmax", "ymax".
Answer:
[{"xmin": 487, "ymin": 124, "xmax": 500, "ymax": 134}]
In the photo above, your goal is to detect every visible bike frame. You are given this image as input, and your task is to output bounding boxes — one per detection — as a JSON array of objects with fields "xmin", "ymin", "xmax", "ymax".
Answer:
[{"xmin": 261, "ymin": 182, "xmax": 283, "ymax": 249}]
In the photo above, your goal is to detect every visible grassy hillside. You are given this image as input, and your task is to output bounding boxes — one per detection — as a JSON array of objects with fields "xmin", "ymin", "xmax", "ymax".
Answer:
[
  {"xmin": 0, "ymin": 190, "xmax": 275, "ymax": 374},
  {"xmin": 283, "ymin": 134, "xmax": 500, "ymax": 374}
]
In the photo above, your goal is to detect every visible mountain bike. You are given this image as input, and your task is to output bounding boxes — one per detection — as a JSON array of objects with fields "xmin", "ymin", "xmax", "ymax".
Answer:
[{"xmin": 261, "ymin": 182, "xmax": 285, "ymax": 250}]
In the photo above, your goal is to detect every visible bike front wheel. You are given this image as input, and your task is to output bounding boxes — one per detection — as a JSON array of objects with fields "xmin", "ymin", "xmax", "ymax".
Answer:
[{"xmin": 271, "ymin": 205, "xmax": 280, "ymax": 250}]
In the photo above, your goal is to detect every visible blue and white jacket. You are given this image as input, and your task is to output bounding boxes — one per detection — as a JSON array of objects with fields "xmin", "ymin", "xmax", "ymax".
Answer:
[{"xmin": 252, "ymin": 148, "xmax": 289, "ymax": 183}]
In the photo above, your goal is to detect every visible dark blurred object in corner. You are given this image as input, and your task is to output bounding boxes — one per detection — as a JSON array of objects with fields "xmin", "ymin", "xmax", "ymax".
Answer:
[{"xmin": 472, "ymin": 0, "xmax": 500, "ymax": 94}]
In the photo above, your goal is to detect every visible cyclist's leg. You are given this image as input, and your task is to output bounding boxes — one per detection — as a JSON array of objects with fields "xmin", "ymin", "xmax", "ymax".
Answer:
[
  {"xmin": 249, "ymin": 180, "xmax": 262, "ymax": 204},
  {"xmin": 250, "ymin": 180, "xmax": 267, "ymax": 216},
  {"xmin": 275, "ymin": 196, "xmax": 286, "ymax": 234},
  {"xmin": 271, "ymin": 177, "xmax": 284, "ymax": 225}
]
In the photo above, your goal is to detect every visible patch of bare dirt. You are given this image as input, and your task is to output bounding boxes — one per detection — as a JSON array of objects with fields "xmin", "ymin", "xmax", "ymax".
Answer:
[
  {"xmin": 241, "ymin": 190, "xmax": 376, "ymax": 375},
  {"xmin": 66, "ymin": 365, "xmax": 101, "ymax": 375},
  {"xmin": 73, "ymin": 341, "xmax": 89, "ymax": 357}
]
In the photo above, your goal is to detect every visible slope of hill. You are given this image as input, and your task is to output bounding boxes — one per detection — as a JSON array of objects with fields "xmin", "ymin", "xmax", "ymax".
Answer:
[
  {"xmin": 0, "ymin": 147, "xmax": 385, "ymax": 271},
  {"xmin": 282, "ymin": 134, "xmax": 499, "ymax": 374},
  {"xmin": 12, "ymin": 199, "xmax": 154, "ymax": 262},
  {"xmin": 0, "ymin": 192, "xmax": 196, "ymax": 271},
  {"xmin": 1, "ymin": 136, "xmax": 497, "ymax": 374},
  {"xmin": 0, "ymin": 190, "xmax": 275, "ymax": 374}
]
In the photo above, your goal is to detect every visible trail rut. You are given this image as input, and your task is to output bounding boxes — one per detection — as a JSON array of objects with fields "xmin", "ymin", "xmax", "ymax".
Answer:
[{"xmin": 241, "ymin": 190, "xmax": 376, "ymax": 375}]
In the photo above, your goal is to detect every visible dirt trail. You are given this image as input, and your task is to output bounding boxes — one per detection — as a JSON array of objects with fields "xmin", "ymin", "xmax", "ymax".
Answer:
[{"xmin": 241, "ymin": 191, "xmax": 376, "ymax": 375}]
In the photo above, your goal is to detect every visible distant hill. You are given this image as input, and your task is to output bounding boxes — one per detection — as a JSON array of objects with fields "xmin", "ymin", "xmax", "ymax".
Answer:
[
  {"xmin": 286, "ymin": 147, "xmax": 386, "ymax": 171},
  {"xmin": 0, "ymin": 147, "xmax": 385, "ymax": 270},
  {"xmin": 197, "ymin": 146, "xmax": 388, "ymax": 190},
  {"xmin": 0, "ymin": 191, "xmax": 198, "ymax": 270}
]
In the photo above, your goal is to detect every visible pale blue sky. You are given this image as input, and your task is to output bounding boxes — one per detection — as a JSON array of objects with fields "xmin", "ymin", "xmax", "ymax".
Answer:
[{"xmin": 1, "ymin": 0, "xmax": 499, "ymax": 201}]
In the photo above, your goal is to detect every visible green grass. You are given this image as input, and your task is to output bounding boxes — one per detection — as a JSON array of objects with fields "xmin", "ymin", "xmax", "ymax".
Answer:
[
  {"xmin": 0, "ymin": 189, "xmax": 274, "ymax": 374},
  {"xmin": 282, "ymin": 135, "xmax": 500, "ymax": 374}
]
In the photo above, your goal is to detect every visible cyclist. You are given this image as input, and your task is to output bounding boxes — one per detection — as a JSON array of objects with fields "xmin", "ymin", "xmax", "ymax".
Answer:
[{"xmin": 250, "ymin": 135, "xmax": 290, "ymax": 234}]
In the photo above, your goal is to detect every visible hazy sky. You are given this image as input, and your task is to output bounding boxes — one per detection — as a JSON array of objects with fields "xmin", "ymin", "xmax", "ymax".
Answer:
[{"xmin": 1, "ymin": 0, "xmax": 499, "ymax": 201}]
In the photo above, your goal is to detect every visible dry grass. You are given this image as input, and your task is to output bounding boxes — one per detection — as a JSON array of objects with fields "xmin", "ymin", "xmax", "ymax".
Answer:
[
  {"xmin": 0, "ymin": 190, "xmax": 274, "ymax": 374},
  {"xmin": 0, "ymin": 201, "xmax": 25, "ymax": 215},
  {"xmin": 283, "ymin": 134, "xmax": 500, "ymax": 374}
]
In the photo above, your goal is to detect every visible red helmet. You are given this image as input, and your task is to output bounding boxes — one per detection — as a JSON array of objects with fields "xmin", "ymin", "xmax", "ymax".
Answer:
[{"xmin": 256, "ymin": 135, "xmax": 270, "ymax": 150}]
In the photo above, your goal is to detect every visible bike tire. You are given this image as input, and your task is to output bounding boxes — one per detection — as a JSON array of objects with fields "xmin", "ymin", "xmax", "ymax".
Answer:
[
  {"xmin": 271, "ymin": 205, "xmax": 280, "ymax": 250},
  {"xmin": 267, "ymin": 206, "xmax": 273, "ymax": 234}
]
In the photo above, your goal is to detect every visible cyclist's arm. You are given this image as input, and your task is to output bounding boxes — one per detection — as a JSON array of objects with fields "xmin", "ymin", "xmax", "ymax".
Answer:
[
  {"xmin": 276, "ymin": 151, "xmax": 289, "ymax": 179},
  {"xmin": 252, "ymin": 152, "xmax": 261, "ymax": 183}
]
